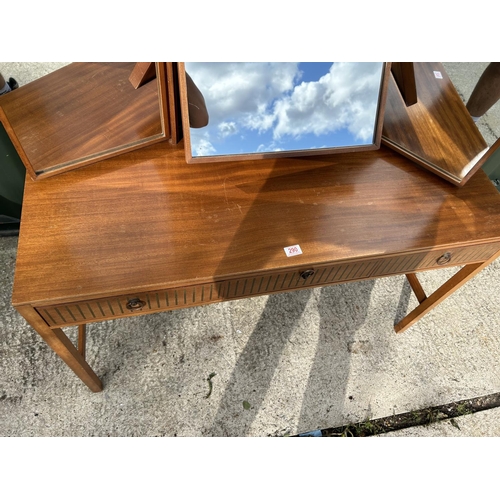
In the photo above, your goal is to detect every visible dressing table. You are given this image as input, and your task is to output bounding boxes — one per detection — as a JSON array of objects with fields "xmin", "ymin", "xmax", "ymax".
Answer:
[{"xmin": 6, "ymin": 63, "xmax": 500, "ymax": 392}]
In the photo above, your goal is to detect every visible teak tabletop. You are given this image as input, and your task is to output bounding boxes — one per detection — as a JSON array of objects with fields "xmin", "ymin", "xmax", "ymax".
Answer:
[
  {"xmin": 13, "ymin": 141, "xmax": 500, "ymax": 306},
  {"xmin": 11, "ymin": 140, "xmax": 500, "ymax": 391}
]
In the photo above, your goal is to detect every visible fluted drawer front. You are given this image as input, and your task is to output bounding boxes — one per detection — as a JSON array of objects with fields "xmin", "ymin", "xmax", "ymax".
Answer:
[
  {"xmin": 221, "ymin": 258, "xmax": 382, "ymax": 300},
  {"xmin": 37, "ymin": 282, "xmax": 227, "ymax": 327},
  {"xmin": 224, "ymin": 243, "xmax": 500, "ymax": 300},
  {"xmin": 371, "ymin": 243, "xmax": 500, "ymax": 277},
  {"xmin": 36, "ymin": 242, "xmax": 500, "ymax": 328},
  {"xmin": 38, "ymin": 261, "xmax": 379, "ymax": 327}
]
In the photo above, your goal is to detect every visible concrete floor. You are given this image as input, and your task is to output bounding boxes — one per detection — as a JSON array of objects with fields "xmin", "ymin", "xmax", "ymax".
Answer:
[{"xmin": 0, "ymin": 62, "xmax": 499, "ymax": 437}]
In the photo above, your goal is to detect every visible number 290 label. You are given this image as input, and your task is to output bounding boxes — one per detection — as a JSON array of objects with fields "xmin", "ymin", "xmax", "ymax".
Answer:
[{"xmin": 284, "ymin": 244, "xmax": 303, "ymax": 257}]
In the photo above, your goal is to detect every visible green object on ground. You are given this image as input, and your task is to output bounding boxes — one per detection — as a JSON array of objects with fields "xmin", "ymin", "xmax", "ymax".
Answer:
[
  {"xmin": 204, "ymin": 372, "xmax": 216, "ymax": 399},
  {"xmin": 0, "ymin": 122, "xmax": 25, "ymax": 232},
  {"xmin": 482, "ymin": 143, "xmax": 500, "ymax": 190}
]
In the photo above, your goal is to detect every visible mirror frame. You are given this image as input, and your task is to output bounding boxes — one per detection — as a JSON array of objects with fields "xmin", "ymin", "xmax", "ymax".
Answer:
[
  {"xmin": 0, "ymin": 62, "xmax": 170, "ymax": 181},
  {"xmin": 178, "ymin": 62, "xmax": 391, "ymax": 164},
  {"xmin": 382, "ymin": 62, "xmax": 495, "ymax": 187}
]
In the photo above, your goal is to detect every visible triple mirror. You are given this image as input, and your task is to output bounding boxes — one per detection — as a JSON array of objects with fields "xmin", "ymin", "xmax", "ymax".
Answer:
[{"xmin": 178, "ymin": 62, "xmax": 391, "ymax": 163}]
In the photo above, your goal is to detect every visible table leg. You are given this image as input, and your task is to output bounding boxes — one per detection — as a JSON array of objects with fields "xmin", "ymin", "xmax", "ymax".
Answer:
[
  {"xmin": 78, "ymin": 324, "xmax": 86, "ymax": 358},
  {"xmin": 395, "ymin": 250, "xmax": 500, "ymax": 333},
  {"xmin": 15, "ymin": 305, "xmax": 103, "ymax": 392}
]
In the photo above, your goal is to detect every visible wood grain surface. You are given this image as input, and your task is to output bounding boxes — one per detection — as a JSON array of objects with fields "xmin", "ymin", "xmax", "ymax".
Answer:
[
  {"xmin": 0, "ymin": 62, "xmax": 167, "ymax": 179},
  {"xmin": 12, "ymin": 139, "xmax": 500, "ymax": 307},
  {"xmin": 383, "ymin": 62, "xmax": 489, "ymax": 186}
]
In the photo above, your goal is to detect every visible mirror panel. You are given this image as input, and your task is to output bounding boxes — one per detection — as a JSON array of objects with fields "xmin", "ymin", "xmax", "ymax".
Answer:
[
  {"xmin": 0, "ymin": 62, "xmax": 169, "ymax": 180},
  {"xmin": 179, "ymin": 62, "xmax": 390, "ymax": 163},
  {"xmin": 382, "ymin": 62, "xmax": 492, "ymax": 187}
]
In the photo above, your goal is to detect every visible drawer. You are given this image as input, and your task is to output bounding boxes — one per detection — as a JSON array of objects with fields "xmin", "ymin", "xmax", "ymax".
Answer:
[
  {"xmin": 220, "ymin": 242, "xmax": 500, "ymax": 300},
  {"xmin": 371, "ymin": 242, "xmax": 500, "ymax": 277},
  {"xmin": 36, "ymin": 242, "xmax": 500, "ymax": 328},
  {"xmin": 221, "ymin": 258, "xmax": 381, "ymax": 300},
  {"xmin": 37, "ymin": 282, "xmax": 227, "ymax": 327}
]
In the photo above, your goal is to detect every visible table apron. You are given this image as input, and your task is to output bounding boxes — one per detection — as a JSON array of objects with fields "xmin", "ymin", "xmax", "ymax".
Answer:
[{"xmin": 35, "ymin": 241, "xmax": 500, "ymax": 328}]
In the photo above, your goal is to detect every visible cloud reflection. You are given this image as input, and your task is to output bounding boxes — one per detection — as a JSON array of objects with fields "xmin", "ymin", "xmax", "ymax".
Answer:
[{"xmin": 186, "ymin": 62, "xmax": 384, "ymax": 158}]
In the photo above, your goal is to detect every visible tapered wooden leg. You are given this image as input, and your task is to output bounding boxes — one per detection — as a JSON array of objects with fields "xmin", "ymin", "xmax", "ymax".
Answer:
[
  {"xmin": 396, "ymin": 251, "xmax": 500, "ymax": 333},
  {"xmin": 405, "ymin": 273, "xmax": 427, "ymax": 303},
  {"xmin": 78, "ymin": 324, "xmax": 86, "ymax": 359},
  {"xmin": 15, "ymin": 305, "xmax": 102, "ymax": 392}
]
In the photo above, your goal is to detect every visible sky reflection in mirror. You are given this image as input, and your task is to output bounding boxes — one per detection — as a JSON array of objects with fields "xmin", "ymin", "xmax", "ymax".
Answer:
[{"xmin": 185, "ymin": 62, "xmax": 384, "ymax": 158}]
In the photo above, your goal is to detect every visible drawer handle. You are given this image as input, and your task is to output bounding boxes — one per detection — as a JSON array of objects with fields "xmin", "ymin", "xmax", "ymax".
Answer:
[
  {"xmin": 300, "ymin": 269, "xmax": 315, "ymax": 280},
  {"xmin": 126, "ymin": 298, "xmax": 146, "ymax": 311},
  {"xmin": 437, "ymin": 252, "xmax": 452, "ymax": 265}
]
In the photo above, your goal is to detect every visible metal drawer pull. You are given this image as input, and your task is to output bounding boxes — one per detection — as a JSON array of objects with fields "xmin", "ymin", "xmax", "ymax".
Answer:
[
  {"xmin": 300, "ymin": 269, "xmax": 315, "ymax": 280},
  {"xmin": 437, "ymin": 252, "xmax": 452, "ymax": 265},
  {"xmin": 126, "ymin": 298, "xmax": 146, "ymax": 311}
]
